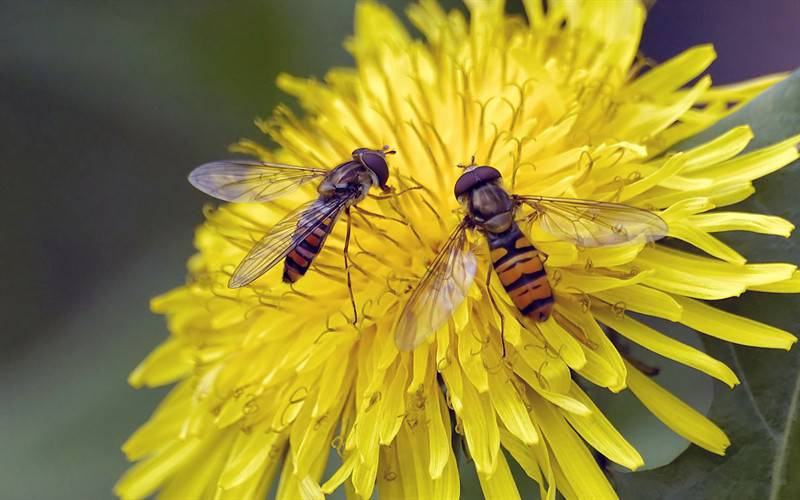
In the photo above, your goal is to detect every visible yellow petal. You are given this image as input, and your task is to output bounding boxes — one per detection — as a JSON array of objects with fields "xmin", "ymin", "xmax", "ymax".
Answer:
[
  {"xmin": 688, "ymin": 212, "xmax": 795, "ymax": 237},
  {"xmin": 673, "ymin": 296, "xmax": 797, "ymax": 349},
  {"xmin": 427, "ymin": 383, "xmax": 451, "ymax": 479},
  {"xmin": 378, "ymin": 362, "xmax": 408, "ymax": 444},
  {"xmin": 593, "ymin": 284, "xmax": 683, "ymax": 321},
  {"xmin": 554, "ymin": 268, "xmax": 654, "ymax": 293},
  {"xmin": 219, "ymin": 428, "xmax": 284, "ymax": 489},
  {"xmin": 635, "ymin": 246, "xmax": 795, "ymax": 300},
  {"xmin": 641, "ymin": 179, "xmax": 755, "ymax": 210},
  {"xmin": 159, "ymin": 435, "xmax": 231, "ymax": 500},
  {"xmin": 321, "ymin": 453, "xmax": 356, "ymax": 495},
  {"xmin": 626, "ymin": 361, "xmax": 730, "ymax": 455},
  {"xmin": 556, "ymin": 303, "xmax": 627, "ymax": 391},
  {"xmin": 478, "ymin": 449, "xmax": 522, "ymax": 500},
  {"xmin": 487, "ymin": 365, "xmax": 539, "ymax": 445},
  {"xmin": 459, "ymin": 376, "xmax": 501, "ymax": 474},
  {"xmin": 626, "ymin": 44, "xmax": 716, "ymax": 96},
  {"xmin": 679, "ymin": 125, "xmax": 753, "ymax": 172},
  {"xmin": 668, "ymin": 222, "xmax": 746, "ymax": 264},
  {"xmin": 115, "ymin": 438, "xmax": 204, "ymax": 500},
  {"xmin": 128, "ymin": 338, "xmax": 192, "ymax": 388},
  {"xmin": 687, "ymin": 134, "xmax": 800, "ymax": 184},
  {"xmin": 299, "ymin": 476, "xmax": 325, "ymax": 500},
  {"xmin": 511, "ymin": 350, "xmax": 590, "ymax": 415},
  {"xmin": 695, "ymin": 74, "xmax": 785, "ymax": 104},
  {"xmin": 593, "ymin": 307, "xmax": 739, "ymax": 387},
  {"xmin": 529, "ymin": 393, "xmax": 617, "ymax": 500},
  {"xmin": 535, "ymin": 317, "xmax": 587, "ymax": 370},
  {"xmin": 565, "ymin": 382, "xmax": 644, "ymax": 470},
  {"xmin": 499, "ymin": 428, "xmax": 553, "ymax": 500},
  {"xmin": 750, "ymin": 271, "xmax": 800, "ymax": 293},
  {"xmin": 618, "ymin": 153, "xmax": 687, "ymax": 201},
  {"xmin": 457, "ymin": 308, "xmax": 490, "ymax": 393},
  {"xmin": 660, "ymin": 197, "xmax": 715, "ymax": 221}
]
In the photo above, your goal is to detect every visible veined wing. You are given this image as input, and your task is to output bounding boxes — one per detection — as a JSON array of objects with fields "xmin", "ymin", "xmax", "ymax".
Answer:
[
  {"xmin": 515, "ymin": 195, "xmax": 668, "ymax": 247},
  {"xmin": 189, "ymin": 159, "xmax": 327, "ymax": 203},
  {"xmin": 395, "ymin": 220, "xmax": 477, "ymax": 351},
  {"xmin": 228, "ymin": 195, "xmax": 350, "ymax": 288}
]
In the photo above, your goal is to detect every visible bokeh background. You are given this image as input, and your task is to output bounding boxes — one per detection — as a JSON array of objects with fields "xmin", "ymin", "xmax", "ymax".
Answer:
[{"xmin": 1, "ymin": 0, "xmax": 798, "ymax": 498}]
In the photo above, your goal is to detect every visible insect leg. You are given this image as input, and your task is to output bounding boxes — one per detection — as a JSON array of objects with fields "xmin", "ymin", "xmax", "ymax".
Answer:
[
  {"xmin": 485, "ymin": 266, "xmax": 507, "ymax": 357},
  {"xmin": 368, "ymin": 185, "xmax": 423, "ymax": 200},
  {"xmin": 352, "ymin": 205, "xmax": 407, "ymax": 225},
  {"xmin": 343, "ymin": 207, "xmax": 358, "ymax": 325}
]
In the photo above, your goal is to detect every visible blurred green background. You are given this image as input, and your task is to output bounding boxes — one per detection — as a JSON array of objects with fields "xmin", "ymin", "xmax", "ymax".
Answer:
[{"xmin": 1, "ymin": 1, "xmax": 798, "ymax": 498}]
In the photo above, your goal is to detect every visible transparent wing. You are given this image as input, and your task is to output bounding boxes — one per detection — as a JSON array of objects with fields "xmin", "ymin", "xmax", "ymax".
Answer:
[
  {"xmin": 188, "ymin": 159, "xmax": 327, "ymax": 203},
  {"xmin": 515, "ymin": 195, "xmax": 668, "ymax": 247},
  {"xmin": 228, "ymin": 195, "xmax": 350, "ymax": 288},
  {"xmin": 395, "ymin": 221, "xmax": 477, "ymax": 351}
]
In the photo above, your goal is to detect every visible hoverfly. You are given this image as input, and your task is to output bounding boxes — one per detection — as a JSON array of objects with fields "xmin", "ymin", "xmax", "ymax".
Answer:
[
  {"xmin": 188, "ymin": 146, "xmax": 396, "ymax": 319},
  {"xmin": 395, "ymin": 162, "xmax": 668, "ymax": 351}
]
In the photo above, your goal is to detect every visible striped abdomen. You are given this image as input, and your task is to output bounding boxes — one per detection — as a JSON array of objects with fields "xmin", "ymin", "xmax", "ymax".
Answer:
[
  {"xmin": 282, "ymin": 216, "xmax": 334, "ymax": 283},
  {"xmin": 487, "ymin": 223, "xmax": 553, "ymax": 321}
]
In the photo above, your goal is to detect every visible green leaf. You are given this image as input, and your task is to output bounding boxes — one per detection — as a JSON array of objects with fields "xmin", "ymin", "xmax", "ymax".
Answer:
[{"xmin": 614, "ymin": 69, "xmax": 800, "ymax": 499}]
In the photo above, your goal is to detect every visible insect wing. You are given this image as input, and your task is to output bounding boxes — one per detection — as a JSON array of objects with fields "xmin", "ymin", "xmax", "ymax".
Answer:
[
  {"xmin": 189, "ymin": 160, "xmax": 327, "ymax": 203},
  {"xmin": 516, "ymin": 195, "xmax": 668, "ymax": 247},
  {"xmin": 228, "ymin": 195, "xmax": 349, "ymax": 288},
  {"xmin": 395, "ymin": 221, "xmax": 477, "ymax": 351}
]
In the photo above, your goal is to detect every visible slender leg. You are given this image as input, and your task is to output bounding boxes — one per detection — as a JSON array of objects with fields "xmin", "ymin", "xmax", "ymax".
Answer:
[
  {"xmin": 353, "ymin": 205, "xmax": 407, "ymax": 225},
  {"xmin": 343, "ymin": 208, "xmax": 358, "ymax": 325},
  {"xmin": 485, "ymin": 266, "xmax": 507, "ymax": 357},
  {"xmin": 367, "ymin": 185, "xmax": 423, "ymax": 200}
]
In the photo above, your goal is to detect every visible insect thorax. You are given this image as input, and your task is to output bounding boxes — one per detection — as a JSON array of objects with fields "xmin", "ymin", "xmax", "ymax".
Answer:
[
  {"xmin": 319, "ymin": 161, "xmax": 374, "ymax": 200},
  {"xmin": 466, "ymin": 182, "xmax": 515, "ymax": 233}
]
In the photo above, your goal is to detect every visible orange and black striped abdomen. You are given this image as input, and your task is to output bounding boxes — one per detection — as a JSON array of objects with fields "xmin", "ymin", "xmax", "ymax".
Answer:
[
  {"xmin": 487, "ymin": 224, "xmax": 553, "ymax": 321},
  {"xmin": 282, "ymin": 216, "xmax": 334, "ymax": 283}
]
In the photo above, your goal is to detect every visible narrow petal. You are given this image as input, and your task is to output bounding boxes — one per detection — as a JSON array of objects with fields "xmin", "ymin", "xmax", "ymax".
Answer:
[
  {"xmin": 626, "ymin": 361, "xmax": 730, "ymax": 455},
  {"xmin": 115, "ymin": 438, "xmax": 205, "ymax": 500},
  {"xmin": 593, "ymin": 307, "xmax": 739, "ymax": 387},
  {"xmin": 536, "ymin": 317, "xmax": 587, "ymax": 370},
  {"xmin": 687, "ymin": 134, "xmax": 800, "ymax": 183},
  {"xmin": 593, "ymin": 284, "xmax": 683, "ymax": 321},
  {"xmin": 128, "ymin": 338, "xmax": 193, "ymax": 388},
  {"xmin": 626, "ymin": 44, "xmax": 716, "ymax": 96},
  {"xmin": 667, "ymin": 222, "xmax": 746, "ymax": 264},
  {"xmin": 530, "ymin": 393, "xmax": 617, "ymax": 500},
  {"xmin": 459, "ymin": 376, "xmax": 501, "ymax": 474},
  {"xmin": 487, "ymin": 364, "xmax": 540, "ymax": 445},
  {"xmin": 673, "ymin": 296, "xmax": 797, "ymax": 349},
  {"xmin": 679, "ymin": 125, "xmax": 753, "ymax": 172},
  {"xmin": 688, "ymin": 212, "xmax": 795, "ymax": 237},
  {"xmin": 565, "ymin": 383, "xmax": 644, "ymax": 471},
  {"xmin": 478, "ymin": 450, "xmax": 522, "ymax": 500},
  {"xmin": 750, "ymin": 271, "xmax": 800, "ymax": 293}
]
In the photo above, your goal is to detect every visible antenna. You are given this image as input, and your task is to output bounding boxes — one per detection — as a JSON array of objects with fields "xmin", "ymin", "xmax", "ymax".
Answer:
[{"xmin": 456, "ymin": 155, "xmax": 477, "ymax": 169}]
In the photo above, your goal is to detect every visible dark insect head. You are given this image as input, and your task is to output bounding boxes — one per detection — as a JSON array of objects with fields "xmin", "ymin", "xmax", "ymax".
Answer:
[
  {"xmin": 353, "ymin": 146, "xmax": 394, "ymax": 191},
  {"xmin": 453, "ymin": 164, "xmax": 502, "ymax": 199}
]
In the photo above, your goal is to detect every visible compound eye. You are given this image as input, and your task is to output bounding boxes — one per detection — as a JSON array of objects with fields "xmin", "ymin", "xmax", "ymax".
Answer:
[{"xmin": 359, "ymin": 151, "xmax": 390, "ymax": 188}]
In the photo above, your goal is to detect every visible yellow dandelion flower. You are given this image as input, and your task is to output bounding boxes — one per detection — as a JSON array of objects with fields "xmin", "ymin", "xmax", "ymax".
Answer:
[{"xmin": 117, "ymin": 1, "xmax": 799, "ymax": 499}]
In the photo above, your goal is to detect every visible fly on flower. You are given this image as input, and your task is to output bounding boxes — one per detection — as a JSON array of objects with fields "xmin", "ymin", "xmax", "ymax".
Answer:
[
  {"xmin": 395, "ymin": 161, "xmax": 669, "ymax": 351},
  {"xmin": 189, "ymin": 146, "xmax": 396, "ymax": 318}
]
